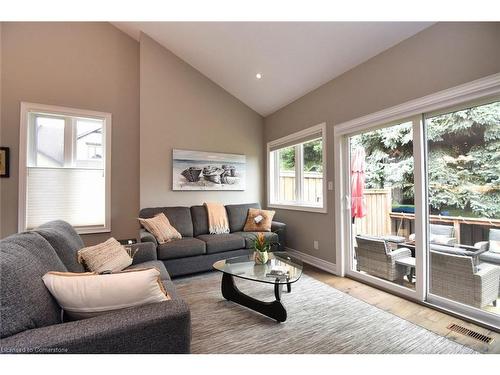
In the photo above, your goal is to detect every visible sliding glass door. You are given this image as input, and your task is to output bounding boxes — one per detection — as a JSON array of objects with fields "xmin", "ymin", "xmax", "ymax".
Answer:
[
  {"xmin": 344, "ymin": 117, "xmax": 424, "ymax": 299},
  {"xmin": 335, "ymin": 87, "xmax": 500, "ymax": 329},
  {"xmin": 425, "ymin": 99, "xmax": 500, "ymax": 325}
]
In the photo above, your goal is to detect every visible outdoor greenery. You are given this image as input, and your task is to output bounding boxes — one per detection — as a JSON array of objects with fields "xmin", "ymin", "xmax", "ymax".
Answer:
[
  {"xmin": 280, "ymin": 139, "xmax": 323, "ymax": 172},
  {"xmin": 351, "ymin": 101, "xmax": 500, "ymax": 218}
]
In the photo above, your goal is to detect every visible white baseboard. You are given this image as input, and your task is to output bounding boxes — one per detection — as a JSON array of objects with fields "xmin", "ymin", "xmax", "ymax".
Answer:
[{"xmin": 285, "ymin": 247, "xmax": 338, "ymax": 275}]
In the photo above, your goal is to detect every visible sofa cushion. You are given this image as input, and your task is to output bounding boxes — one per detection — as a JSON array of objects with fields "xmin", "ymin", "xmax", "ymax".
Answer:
[
  {"xmin": 490, "ymin": 240, "xmax": 500, "ymax": 253},
  {"xmin": 479, "ymin": 250, "xmax": 500, "ymax": 265},
  {"xmin": 430, "ymin": 224, "xmax": 454, "ymax": 237},
  {"xmin": 225, "ymin": 203, "xmax": 260, "ymax": 233},
  {"xmin": 35, "ymin": 220, "xmax": 86, "ymax": 272},
  {"xmin": 0, "ymin": 232, "xmax": 66, "ymax": 338},
  {"xmin": 126, "ymin": 261, "xmax": 171, "ymax": 281},
  {"xmin": 196, "ymin": 234, "xmax": 246, "ymax": 254},
  {"xmin": 191, "ymin": 205, "xmax": 209, "ymax": 237},
  {"xmin": 157, "ymin": 238, "xmax": 206, "ymax": 260},
  {"xmin": 139, "ymin": 207, "xmax": 193, "ymax": 237},
  {"xmin": 234, "ymin": 231, "xmax": 279, "ymax": 249}
]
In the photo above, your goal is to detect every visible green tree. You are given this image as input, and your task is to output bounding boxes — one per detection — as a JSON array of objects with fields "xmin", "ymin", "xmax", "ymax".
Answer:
[
  {"xmin": 426, "ymin": 102, "xmax": 500, "ymax": 218},
  {"xmin": 351, "ymin": 101, "xmax": 500, "ymax": 218},
  {"xmin": 279, "ymin": 139, "xmax": 323, "ymax": 172}
]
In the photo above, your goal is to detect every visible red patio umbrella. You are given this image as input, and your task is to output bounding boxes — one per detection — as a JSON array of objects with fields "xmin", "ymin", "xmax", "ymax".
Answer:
[{"xmin": 351, "ymin": 147, "xmax": 367, "ymax": 221}]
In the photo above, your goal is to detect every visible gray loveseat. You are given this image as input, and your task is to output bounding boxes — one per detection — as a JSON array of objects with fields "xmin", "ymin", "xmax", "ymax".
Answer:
[
  {"xmin": 139, "ymin": 203, "xmax": 286, "ymax": 277},
  {"xmin": 0, "ymin": 221, "xmax": 191, "ymax": 354}
]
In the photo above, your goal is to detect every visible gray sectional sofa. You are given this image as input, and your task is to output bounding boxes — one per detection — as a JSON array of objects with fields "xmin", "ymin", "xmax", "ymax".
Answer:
[
  {"xmin": 0, "ymin": 221, "xmax": 191, "ymax": 354},
  {"xmin": 139, "ymin": 203, "xmax": 286, "ymax": 277}
]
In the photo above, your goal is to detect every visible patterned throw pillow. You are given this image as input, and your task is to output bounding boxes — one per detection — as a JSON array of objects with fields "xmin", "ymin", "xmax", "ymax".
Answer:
[
  {"xmin": 43, "ymin": 268, "xmax": 169, "ymax": 320},
  {"xmin": 243, "ymin": 208, "xmax": 275, "ymax": 232},
  {"xmin": 77, "ymin": 237, "xmax": 132, "ymax": 273},
  {"xmin": 138, "ymin": 213, "xmax": 182, "ymax": 244}
]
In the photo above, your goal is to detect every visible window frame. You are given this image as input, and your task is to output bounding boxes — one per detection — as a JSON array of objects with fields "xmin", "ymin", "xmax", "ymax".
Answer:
[
  {"xmin": 267, "ymin": 123, "xmax": 327, "ymax": 213},
  {"xmin": 19, "ymin": 102, "xmax": 112, "ymax": 234}
]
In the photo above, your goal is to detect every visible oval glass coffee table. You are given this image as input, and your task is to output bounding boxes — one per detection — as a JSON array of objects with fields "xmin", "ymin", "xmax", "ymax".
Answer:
[{"xmin": 213, "ymin": 252, "xmax": 303, "ymax": 322}]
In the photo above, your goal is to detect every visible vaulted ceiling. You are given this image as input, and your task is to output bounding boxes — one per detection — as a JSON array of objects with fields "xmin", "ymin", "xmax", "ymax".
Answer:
[{"xmin": 113, "ymin": 22, "xmax": 433, "ymax": 116}]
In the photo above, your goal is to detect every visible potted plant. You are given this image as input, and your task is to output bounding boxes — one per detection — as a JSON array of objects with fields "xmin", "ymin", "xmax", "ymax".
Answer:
[{"xmin": 252, "ymin": 232, "xmax": 271, "ymax": 264}]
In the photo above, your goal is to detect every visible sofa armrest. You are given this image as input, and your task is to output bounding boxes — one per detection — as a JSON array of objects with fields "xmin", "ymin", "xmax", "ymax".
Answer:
[
  {"xmin": 0, "ymin": 300, "xmax": 191, "ymax": 354},
  {"xmin": 474, "ymin": 241, "xmax": 489, "ymax": 252},
  {"xmin": 474, "ymin": 264, "xmax": 500, "ymax": 304},
  {"xmin": 271, "ymin": 221, "xmax": 286, "ymax": 251},
  {"xmin": 388, "ymin": 247, "xmax": 411, "ymax": 261},
  {"xmin": 131, "ymin": 242, "xmax": 157, "ymax": 265},
  {"xmin": 140, "ymin": 229, "xmax": 158, "ymax": 247}
]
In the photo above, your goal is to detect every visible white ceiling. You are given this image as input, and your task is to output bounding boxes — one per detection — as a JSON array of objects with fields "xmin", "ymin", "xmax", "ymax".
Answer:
[{"xmin": 113, "ymin": 22, "xmax": 434, "ymax": 116}]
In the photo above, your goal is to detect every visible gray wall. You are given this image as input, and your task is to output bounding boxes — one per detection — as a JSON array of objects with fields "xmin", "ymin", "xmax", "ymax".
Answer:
[
  {"xmin": 264, "ymin": 22, "xmax": 500, "ymax": 264},
  {"xmin": 139, "ymin": 34, "xmax": 264, "ymax": 209},
  {"xmin": 0, "ymin": 22, "xmax": 140, "ymax": 244}
]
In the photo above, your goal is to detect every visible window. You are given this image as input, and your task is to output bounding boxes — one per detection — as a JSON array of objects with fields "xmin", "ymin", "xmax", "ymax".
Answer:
[
  {"xmin": 268, "ymin": 123, "xmax": 326, "ymax": 212},
  {"xmin": 19, "ymin": 103, "xmax": 111, "ymax": 234}
]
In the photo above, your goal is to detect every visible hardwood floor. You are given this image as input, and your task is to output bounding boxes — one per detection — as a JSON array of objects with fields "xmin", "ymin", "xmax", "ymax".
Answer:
[{"xmin": 304, "ymin": 264, "xmax": 500, "ymax": 354}]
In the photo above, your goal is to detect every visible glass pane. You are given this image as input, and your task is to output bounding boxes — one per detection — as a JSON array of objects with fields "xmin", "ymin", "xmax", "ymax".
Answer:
[
  {"xmin": 278, "ymin": 146, "xmax": 296, "ymax": 202},
  {"xmin": 75, "ymin": 118, "xmax": 104, "ymax": 168},
  {"xmin": 426, "ymin": 100, "xmax": 499, "ymax": 316},
  {"xmin": 302, "ymin": 138, "xmax": 323, "ymax": 205},
  {"xmin": 349, "ymin": 121, "xmax": 416, "ymax": 290},
  {"xmin": 35, "ymin": 116, "xmax": 65, "ymax": 167}
]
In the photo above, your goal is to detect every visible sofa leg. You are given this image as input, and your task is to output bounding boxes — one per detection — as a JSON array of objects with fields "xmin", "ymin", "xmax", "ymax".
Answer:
[{"xmin": 493, "ymin": 300, "xmax": 497, "ymax": 307}]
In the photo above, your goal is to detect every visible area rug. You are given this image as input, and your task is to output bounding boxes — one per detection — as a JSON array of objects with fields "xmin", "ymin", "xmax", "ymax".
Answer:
[{"xmin": 173, "ymin": 272, "xmax": 477, "ymax": 354}]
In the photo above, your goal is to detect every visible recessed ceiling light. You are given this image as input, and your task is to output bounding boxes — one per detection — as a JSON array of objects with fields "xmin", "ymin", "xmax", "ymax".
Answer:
[{"xmin": 256, "ymin": 73, "xmax": 262, "ymax": 79}]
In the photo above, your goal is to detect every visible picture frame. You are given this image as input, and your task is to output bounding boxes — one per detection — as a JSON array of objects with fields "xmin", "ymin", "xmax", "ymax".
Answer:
[
  {"xmin": 172, "ymin": 149, "xmax": 246, "ymax": 191},
  {"xmin": 0, "ymin": 147, "xmax": 10, "ymax": 178}
]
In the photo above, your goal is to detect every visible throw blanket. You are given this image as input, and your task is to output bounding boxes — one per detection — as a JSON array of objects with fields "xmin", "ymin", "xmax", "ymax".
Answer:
[{"xmin": 204, "ymin": 202, "xmax": 230, "ymax": 234}]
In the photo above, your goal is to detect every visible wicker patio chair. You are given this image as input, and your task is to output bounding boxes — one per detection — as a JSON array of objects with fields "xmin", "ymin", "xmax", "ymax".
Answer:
[
  {"xmin": 430, "ymin": 250, "xmax": 500, "ymax": 308},
  {"xmin": 354, "ymin": 236, "xmax": 412, "ymax": 282}
]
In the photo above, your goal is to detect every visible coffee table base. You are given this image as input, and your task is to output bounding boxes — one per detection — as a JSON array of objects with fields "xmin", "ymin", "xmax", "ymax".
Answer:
[{"xmin": 221, "ymin": 272, "xmax": 288, "ymax": 322}]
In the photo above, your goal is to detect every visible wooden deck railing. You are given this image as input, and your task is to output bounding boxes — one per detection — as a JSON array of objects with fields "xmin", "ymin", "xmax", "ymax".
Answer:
[
  {"xmin": 389, "ymin": 212, "xmax": 500, "ymax": 244},
  {"xmin": 352, "ymin": 188, "xmax": 499, "ymax": 245}
]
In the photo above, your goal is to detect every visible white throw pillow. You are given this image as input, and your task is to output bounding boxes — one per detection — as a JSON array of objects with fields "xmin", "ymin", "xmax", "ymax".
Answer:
[
  {"xmin": 490, "ymin": 240, "xmax": 500, "ymax": 253},
  {"xmin": 42, "ymin": 268, "xmax": 170, "ymax": 320},
  {"xmin": 77, "ymin": 237, "xmax": 132, "ymax": 273}
]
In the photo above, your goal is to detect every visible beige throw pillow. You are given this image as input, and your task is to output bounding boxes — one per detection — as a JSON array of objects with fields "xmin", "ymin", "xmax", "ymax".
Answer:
[
  {"xmin": 42, "ymin": 268, "xmax": 170, "ymax": 320},
  {"xmin": 77, "ymin": 237, "xmax": 132, "ymax": 273},
  {"xmin": 138, "ymin": 213, "xmax": 182, "ymax": 244},
  {"xmin": 243, "ymin": 208, "xmax": 275, "ymax": 232}
]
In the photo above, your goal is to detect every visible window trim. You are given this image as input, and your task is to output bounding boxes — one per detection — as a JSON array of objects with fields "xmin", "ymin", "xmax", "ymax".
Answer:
[
  {"xmin": 267, "ymin": 122, "xmax": 327, "ymax": 213},
  {"xmin": 19, "ymin": 102, "xmax": 112, "ymax": 234}
]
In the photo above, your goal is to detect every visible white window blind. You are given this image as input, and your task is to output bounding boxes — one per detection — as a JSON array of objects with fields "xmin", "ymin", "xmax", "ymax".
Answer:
[
  {"xmin": 19, "ymin": 103, "xmax": 111, "ymax": 234},
  {"xmin": 26, "ymin": 168, "xmax": 105, "ymax": 228}
]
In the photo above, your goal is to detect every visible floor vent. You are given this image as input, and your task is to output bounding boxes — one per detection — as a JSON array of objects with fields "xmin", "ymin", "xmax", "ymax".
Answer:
[{"xmin": 447, "ymin": 323, "xmax": 494, "ymax": 344}]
